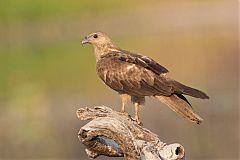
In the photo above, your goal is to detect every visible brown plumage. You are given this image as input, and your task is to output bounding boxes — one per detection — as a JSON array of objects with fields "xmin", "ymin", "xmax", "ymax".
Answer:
[{"xmin": 82, "ymin": 31, "xmax": 209, "ymax": 124}]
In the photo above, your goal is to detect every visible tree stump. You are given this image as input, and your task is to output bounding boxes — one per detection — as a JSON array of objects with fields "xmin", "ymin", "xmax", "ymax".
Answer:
[{"xmin": 77, "ymin": 106, "xmax": 185, "ymax": 160}]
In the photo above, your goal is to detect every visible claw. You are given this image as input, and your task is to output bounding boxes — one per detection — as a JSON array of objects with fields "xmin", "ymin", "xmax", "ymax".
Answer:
[
  {"xmin": 120, "ymin": 108, "xmax": 126, "ymax": 113},
  {"xmin": 131, "ymin": 116, "xmax": 142, "ymax": 126}
]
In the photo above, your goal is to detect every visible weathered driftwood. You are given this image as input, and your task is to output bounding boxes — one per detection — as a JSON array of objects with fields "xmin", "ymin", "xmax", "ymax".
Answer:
[{"xmin": 77, "ymin": 106, "xmax": 185, "ymax": 160}]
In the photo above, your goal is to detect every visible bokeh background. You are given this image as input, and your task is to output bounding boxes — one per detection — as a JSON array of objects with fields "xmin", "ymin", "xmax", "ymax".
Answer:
[{"xmin": 0, "ymin": 0, "xmax": 239, "ymax": 159}]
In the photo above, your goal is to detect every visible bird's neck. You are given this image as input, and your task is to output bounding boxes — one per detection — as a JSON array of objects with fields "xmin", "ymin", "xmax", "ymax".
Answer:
[{"xmin": 93, "ymin": 42, "xmax": 119, "ymax": 61}]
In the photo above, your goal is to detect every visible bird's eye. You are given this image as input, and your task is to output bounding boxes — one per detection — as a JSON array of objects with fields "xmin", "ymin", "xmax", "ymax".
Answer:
[{"xmin": 93, "ymin": 34, "xmax": 98, "ymax": 38}]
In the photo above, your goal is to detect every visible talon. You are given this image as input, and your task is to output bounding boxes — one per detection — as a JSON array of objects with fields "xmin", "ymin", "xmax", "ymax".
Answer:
[
  {"xmin": 120, "ymin": 109, "xmax": 126, "ymax": 113},
  {"xmin": 131, "ymin": 117, "xmax": 142, "ymax": 125},
  {"xmin": 135, "ymin": 118, "xmax": 142, "ymax": 125},
  {"xmin": 136, "ymin": 120, "xmax": 142, "ymax": 125},
  {"xmin": 120, "ymin": 110, "xmax": 128, "ymax": 115}
]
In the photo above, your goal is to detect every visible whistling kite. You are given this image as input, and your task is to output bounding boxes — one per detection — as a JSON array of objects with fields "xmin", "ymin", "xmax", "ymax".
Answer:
[{"xmin": 82, "ymin": 32, "xmax": 209, "ymax": 124}]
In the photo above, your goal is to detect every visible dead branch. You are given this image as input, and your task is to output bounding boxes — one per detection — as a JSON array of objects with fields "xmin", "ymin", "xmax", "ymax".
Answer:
[{"xmin": 77, "ymin": 106, "xmax": 185, "ymax": 160}]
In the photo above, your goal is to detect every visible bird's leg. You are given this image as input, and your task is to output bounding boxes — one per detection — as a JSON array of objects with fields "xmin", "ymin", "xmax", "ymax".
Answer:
[
  {"xmin": 134, "ymin": 102, "xmax": 141, "ymax": 125},
  {"xmin": 119, "ymin": 94, "xmax": 129, "ymax": 113},
  {"xmin": 121, "ymin": 100, "xmax": 126, "ymax": 113}
]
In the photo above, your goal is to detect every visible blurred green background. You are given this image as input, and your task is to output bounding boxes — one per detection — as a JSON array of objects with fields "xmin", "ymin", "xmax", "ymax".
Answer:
[{"xmin": 0, "ymin": 0, "xmax": 239, "ymax": 159}]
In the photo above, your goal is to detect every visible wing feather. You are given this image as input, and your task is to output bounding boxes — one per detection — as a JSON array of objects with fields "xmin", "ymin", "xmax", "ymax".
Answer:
[
  {"xmin": 97, "ymin": 50, "xmax": 209, "ymax": 99},
  {"xmin": 96, "ymin": 54, "xmax": 173, "ymax": 96},
  {"xmin": 101, "ymin": 50, "xmax": 168, "ymax": 75}
]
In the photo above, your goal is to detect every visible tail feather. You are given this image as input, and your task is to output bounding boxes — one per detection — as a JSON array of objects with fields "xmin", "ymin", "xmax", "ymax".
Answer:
[
  {"xmin": 156, "ymin": 94, "xmax": 203, "ymax": 124},
  {"xmin": 173, "ymin": 81, "xmax": 209, "ymax": 99}
]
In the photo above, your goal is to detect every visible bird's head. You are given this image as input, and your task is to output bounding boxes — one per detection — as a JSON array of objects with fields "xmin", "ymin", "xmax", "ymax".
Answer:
[
  {"xmin": 82, "ymin": 32, "xmax": 113, "ymax": 46},
  {"xmin": 82, "ymin": 32, "xmax": 118, "ymax": 61}
]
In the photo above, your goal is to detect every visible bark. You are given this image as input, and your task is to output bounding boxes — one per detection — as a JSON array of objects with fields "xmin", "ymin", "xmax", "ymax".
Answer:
[{"xmin": 77, "ymin": 106, "xmax": 185, "ymax": 160}]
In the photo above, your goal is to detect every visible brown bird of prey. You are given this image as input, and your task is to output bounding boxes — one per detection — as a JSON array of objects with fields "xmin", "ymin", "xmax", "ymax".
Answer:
[{"xmin": 82, "ymin": 32, "xmax": 209, "ymax": 125}]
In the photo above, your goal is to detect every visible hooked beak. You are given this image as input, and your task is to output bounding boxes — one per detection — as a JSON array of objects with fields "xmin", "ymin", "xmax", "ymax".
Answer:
[{"xmin": 81, "ymin": 37, "xmax": 89, "ymax": 45}]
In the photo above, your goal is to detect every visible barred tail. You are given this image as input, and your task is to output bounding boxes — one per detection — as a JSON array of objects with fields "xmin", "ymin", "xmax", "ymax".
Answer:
[{"xmin": 156, "ymin": 94, "xmax": 203, "ymax": 124}]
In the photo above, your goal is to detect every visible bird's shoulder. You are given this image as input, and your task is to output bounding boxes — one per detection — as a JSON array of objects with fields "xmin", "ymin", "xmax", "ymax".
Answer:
[{"xmin": 99, "ymin": 48, "xmax": 169, "ymax": 75}]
